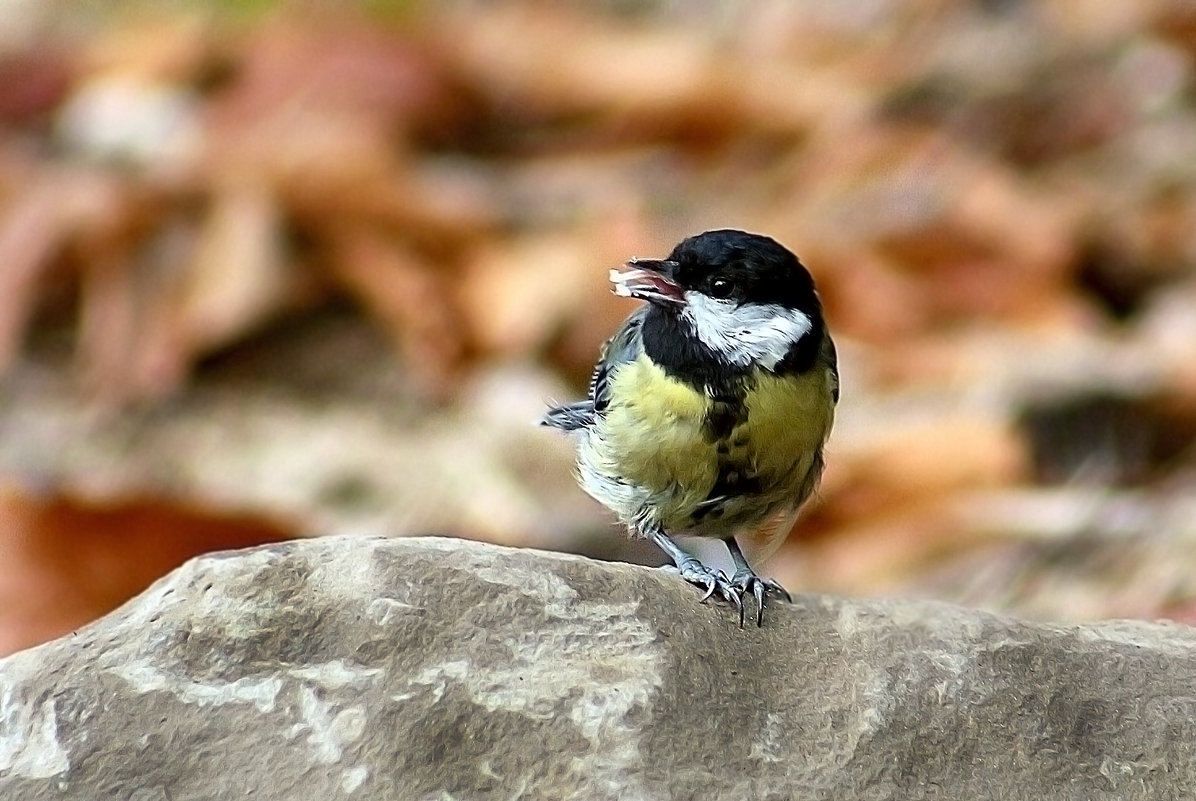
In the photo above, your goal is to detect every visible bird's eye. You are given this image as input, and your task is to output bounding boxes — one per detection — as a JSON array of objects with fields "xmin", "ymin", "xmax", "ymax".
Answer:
[{"xmin": 709, "ymin": 277, "xmax": 734, "ymax": 299}]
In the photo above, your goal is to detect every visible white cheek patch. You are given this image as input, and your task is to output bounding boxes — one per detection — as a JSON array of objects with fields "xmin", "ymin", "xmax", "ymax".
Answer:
[{"xmin": 681, "ymin": 292, "xmax": 812, "ymax": 370}]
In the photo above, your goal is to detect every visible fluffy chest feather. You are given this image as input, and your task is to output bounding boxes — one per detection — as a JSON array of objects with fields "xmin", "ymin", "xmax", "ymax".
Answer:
[{"xmin": 587, "ymin": 354, "xmax": 835, "ymax": 532}]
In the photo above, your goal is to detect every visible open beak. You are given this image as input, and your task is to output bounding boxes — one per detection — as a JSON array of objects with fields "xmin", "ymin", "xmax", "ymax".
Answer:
[{"xmin": 609, "ymin": 259, "xmax": 685, "ymax": 307}]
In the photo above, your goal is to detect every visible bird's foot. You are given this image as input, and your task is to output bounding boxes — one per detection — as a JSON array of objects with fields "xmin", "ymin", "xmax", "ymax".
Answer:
[
  {"xmin": 730, "ymin": 571, "xmax": 791, "ymax": 628},
  {"xmin": 649, "ymin": 528, "xmax": 748, "ymax": 624},
  {"xmin": 668, "ymin": 558, "xmax": 743, "ymax": 618}
]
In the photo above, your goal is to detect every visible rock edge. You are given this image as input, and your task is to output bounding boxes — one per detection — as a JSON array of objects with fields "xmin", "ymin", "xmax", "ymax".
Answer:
[{"xmin": 2, "ymin": 535, "xmax": 1195, "ymax": 801}]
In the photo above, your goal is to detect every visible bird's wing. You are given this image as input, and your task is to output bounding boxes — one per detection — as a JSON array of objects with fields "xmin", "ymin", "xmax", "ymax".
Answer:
[
  {"xmin": 589, "ymin": 306, "xmax": 647, "ymax": 414},
  {"xmin": 541, "ymin": 307, "xmax": 647, "ymax": 431}
]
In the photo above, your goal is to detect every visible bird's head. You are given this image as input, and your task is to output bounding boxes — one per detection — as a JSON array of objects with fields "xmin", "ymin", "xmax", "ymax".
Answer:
[{"xmin": 611, "ymin": 229, "xmax": 822, "ymax": 371}]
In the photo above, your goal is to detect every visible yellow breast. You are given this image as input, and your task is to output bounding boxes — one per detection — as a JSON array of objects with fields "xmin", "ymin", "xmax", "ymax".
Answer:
[
  {"xmin": 593, "ymin": 354, "xmax": 835, "ymax": 532},
  {"xmin": 599, "ymin": 356, "xmax": 718, "ymax": 511},
  {"xmin": 741, "ymin": 368, "xmax": 835, "ymax": 484}
]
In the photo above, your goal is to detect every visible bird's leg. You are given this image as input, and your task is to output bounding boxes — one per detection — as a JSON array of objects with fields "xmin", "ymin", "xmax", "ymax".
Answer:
[
  {"xmin": 647, "ymin": 527, "xmax": 742, "ymax": 619},
  {"xmin": 726, "ymin": 537, "xmax": 792, "ymax": 628}
]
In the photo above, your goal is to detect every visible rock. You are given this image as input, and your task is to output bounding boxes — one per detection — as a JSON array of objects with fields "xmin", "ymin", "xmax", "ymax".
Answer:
[{"xmin": 2, "ymin": 536, "xmax": 1195, "ymax": 800}]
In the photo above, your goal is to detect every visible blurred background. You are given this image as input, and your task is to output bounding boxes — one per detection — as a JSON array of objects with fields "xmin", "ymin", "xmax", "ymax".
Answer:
[{"xmin": 3, "ymin": 0, "xmax": 1196, "ymax": 655}]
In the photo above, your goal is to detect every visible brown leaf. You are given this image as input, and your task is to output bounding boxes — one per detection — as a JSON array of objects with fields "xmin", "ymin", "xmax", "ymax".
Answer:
[
  {"xmin": 177, "ymin": 179, "xmax": 286, "ymax": 355},
  {"xmin": 0, "ymin": 485, "xmax": 292, "ymax": 657},
  {"xmin": 821, "ymin": 410, "xmax": 1028, "ymax": 524},
  {"xmin": 0, "ymin": 176, "xmax": 72, "ymax": 373},
  {"xmin": 321, "ymin": 222, "xmax": 465, "ymax": 399}
]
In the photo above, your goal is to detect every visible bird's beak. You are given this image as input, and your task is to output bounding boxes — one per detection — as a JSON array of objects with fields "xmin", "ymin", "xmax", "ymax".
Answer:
[{"xmin": 609, "ymin": 259, "xmax": 685, "ymax": 307}]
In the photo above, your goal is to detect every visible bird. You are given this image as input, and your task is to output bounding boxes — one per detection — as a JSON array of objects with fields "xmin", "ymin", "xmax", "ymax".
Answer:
[{"xmin": 542, "ymin": 229, "xmax": 839, "ymax": 627}]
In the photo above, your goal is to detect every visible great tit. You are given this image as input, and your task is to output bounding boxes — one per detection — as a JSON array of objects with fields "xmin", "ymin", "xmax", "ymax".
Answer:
[{"xmin": 543, "ymin": 229, "xmax": 839, "ymax": 627}]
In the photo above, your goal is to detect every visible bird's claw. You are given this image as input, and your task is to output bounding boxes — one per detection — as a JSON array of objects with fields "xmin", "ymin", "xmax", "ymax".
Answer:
[
  {"xmin": 730, "ymin": 572, "xmax": 791, "ymax": 627},
  {"xmin": 662, "ymin": 560, "xmax": 790, "ymax": 627},
  {"xmin": 675, "ymin": 560, "xmax": 743, "ymax": 617}
]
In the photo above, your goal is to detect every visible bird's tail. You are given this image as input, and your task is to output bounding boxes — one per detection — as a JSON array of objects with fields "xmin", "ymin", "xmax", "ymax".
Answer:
[{"xmin": 540, "ymin": 401, "xmax": 596, "ymax": 431}]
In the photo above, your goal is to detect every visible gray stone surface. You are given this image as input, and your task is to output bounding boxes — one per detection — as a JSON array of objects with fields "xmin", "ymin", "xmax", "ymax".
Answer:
[{"xmin": 2, "ymin": 536, "xmax": 1196, "ymax": 800}]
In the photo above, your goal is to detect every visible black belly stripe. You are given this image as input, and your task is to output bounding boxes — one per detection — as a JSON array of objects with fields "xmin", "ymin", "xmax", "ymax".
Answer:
[
  {"xmin": 692, "ymin": 379, "xmax": 763, "ymax": 522},
  {"xmin": 710, "ymin": 465, "xmax": 762, "ymax": 498},
  {"xmin": 694, "ymin": 427, "xmax": 765, "ymax": 523},
  {"xmin": 703, "ymin": 400, "xmax": 742, "ymax": 442},
  {"xmin": 700, "ymin": 378, "xmax": 750, "ymax": 442},
  {"xmin": 691, "ymin": 464, "xmax": 764, "ymax": 522}
]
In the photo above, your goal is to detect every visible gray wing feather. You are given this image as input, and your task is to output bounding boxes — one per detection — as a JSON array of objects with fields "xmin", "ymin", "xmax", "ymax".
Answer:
[{"xmin": 541, "ymin": 307, "xmax": 647, "ymax": 431}]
